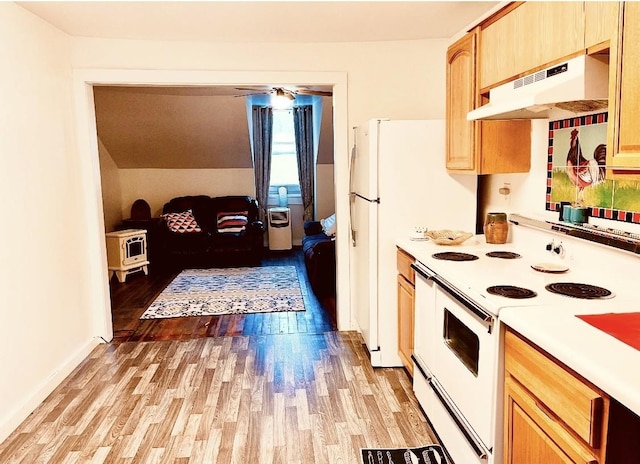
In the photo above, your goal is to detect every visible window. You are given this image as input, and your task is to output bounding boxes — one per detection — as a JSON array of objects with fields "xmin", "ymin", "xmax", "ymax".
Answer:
[{"xmin": 269, "ymin": 109, "xmax": 300, "ymax": 194}]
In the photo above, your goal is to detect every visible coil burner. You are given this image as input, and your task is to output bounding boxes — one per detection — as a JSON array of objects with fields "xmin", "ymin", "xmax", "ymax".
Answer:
[
  {"xmin": 545, "ymin": 282, "xmax": 614, "ymax": 299},
  {"xmin": 486, "ymin": 251, "xmax": 521, "ymax": 259},
  {"xmin": 432, "ymin": 252, "xmax": 479, "ymax": 262},
  {"xmin": 487, "ymin": 285, "xmax": 538, "ymax": 299}
]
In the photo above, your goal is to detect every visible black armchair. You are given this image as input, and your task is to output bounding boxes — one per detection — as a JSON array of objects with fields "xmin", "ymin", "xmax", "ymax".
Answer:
[{"xmin": 301, "ymin": 220, "xmax": 336, "ymax": 300}]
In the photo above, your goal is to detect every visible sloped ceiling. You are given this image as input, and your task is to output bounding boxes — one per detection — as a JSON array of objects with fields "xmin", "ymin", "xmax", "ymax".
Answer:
[
  {"xmin": 93, "ymin": 85, "xmax": 334, "ymax": 169},
  {"xmin": 94, "ymin": 86, "xmax": 253, "ymax": 169}
]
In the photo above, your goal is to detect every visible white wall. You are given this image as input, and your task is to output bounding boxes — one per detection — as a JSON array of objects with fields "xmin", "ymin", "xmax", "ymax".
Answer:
[
  {"xmin": 98, "ymin": 139, "xmax": 123, "ymax": 232},
  {"xmin": 0, "ymin": 3, "xmax": 101, "ymax": 442},
  {"xmin": 70, "ymin": 38, "xmax": 448, "ymax": 122},
  {"xmin": 316, "ymin": 164, "xmax": 336, "ymax": 221},
  {"xmin": 119, "ymin": 168, "xmax": 257, "ymax": 217}
]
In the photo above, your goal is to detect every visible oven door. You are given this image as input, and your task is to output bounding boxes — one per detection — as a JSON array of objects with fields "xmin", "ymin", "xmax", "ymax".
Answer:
[
  {"xmin": 412, "ymin": 262, "xmax": 437, "ymax": 372},
  {"xmin": 431, "ymin": 280, "xmax": 498, "ymax": 451}
]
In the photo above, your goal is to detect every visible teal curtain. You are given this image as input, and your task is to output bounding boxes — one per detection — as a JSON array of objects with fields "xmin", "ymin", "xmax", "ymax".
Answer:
[
  {"xmin": 251, "ymin": 106, "xmax": 273, "ymax": 223},
  {"xmin": 293, "ymin": 105, "xmax": 315, "ymax": 221}
]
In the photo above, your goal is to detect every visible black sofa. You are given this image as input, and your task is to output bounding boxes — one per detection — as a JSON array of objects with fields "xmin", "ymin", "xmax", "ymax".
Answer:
[
  {"xmin": 302, "ymin": 220, "xmax": 336, "ymax": 301},
  {"xmin": 157, "ymin": 195, "xmax": 265, "ymax": 268}
]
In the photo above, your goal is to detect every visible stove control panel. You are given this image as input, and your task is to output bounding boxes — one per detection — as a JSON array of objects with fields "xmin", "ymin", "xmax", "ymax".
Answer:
[{"xmin": 545, "ymin": 239, "xmax": 565, "ymax": 257}]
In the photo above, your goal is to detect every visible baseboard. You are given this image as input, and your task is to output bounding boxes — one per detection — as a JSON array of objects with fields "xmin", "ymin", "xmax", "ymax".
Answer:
[{"xmin": 0, "ymin": 337, "xmax": 102, "ymax": 443}]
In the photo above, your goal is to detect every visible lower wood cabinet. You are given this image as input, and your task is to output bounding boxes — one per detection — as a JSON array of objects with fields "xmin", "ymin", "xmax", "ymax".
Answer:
[
  {"xmin": 397, "ymin": 248, "xmax": 415, "ymax": 376},
  {"xmin": 504, "ymin": 328, "xmax": 609, "ymax": 464}
]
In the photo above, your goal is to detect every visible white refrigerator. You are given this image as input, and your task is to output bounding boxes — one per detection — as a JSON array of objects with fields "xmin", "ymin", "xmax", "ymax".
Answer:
[{"xmin": 349, "ymin": 119, "xmax": 478, "ymax": 367}]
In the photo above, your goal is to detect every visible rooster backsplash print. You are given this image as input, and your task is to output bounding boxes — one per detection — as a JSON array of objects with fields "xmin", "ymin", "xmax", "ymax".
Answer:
[{"xmin": 546, "ymin": 112, "xmax": 640, "ymax": 224}]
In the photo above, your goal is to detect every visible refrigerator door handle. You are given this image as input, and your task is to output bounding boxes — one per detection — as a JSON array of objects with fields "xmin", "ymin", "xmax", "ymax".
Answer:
[
  {"xmin": 351, "ymin": 192, "xmax": 380, "ymax": 203},
  {"xmin": 349, "ymin": 127, "xmax": 358, "ymax": 246}
]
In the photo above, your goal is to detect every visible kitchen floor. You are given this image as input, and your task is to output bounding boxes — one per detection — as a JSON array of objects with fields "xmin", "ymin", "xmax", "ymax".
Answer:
[{"xmin": 0, "ymin": 250, "xmax": 438, "ymax": 463}]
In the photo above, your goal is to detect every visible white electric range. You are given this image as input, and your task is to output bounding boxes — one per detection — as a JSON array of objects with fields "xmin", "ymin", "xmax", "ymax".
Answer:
[{"xmin": 398, "ymin": 218, "xmax": 640, "ymax": 464}]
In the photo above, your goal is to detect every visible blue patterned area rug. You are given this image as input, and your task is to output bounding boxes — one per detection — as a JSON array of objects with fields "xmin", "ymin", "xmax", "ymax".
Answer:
[
  {"xmin": 360, "ymin": 445, "xmax": 448, "ymax": 464},
  {"xmin": 140, "ymin": 266, "xmax": 305, "ymax": 319}
]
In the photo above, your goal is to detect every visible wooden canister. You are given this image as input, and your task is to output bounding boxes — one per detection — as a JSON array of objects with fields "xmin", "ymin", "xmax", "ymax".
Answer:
[{"xmin": 484, "ymin": 212, "xmax": 508, "ymax": 244}]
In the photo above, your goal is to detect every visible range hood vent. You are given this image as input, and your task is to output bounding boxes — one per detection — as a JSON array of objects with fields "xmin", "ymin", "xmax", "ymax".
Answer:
[{"xmin": 467, "ymin": 55, "xmax": 609, "ymax": 121}]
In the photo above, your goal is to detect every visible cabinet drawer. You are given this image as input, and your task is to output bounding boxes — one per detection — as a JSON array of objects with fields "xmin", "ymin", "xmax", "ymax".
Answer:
[
  {"xmin": 396, "ymin": 248, "xmax": 415, "ymax": 284},
  {"xmin": 505, "ymin": 376, "xmax": 600, "ymax": 464},
  {"xmin": 505, "ymin": 329, "xmax": 607, "ymax": 448}
]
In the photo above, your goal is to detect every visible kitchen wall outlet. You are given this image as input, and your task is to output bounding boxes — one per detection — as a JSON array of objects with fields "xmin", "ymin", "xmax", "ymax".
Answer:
[{"xmin": 499, "ymin": 183, "xmax": 511, "ymax": 197}]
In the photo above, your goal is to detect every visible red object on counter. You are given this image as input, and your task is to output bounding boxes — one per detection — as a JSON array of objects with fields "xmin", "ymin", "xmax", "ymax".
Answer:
[{"xmin": 577, "ymin": 312, "xmax": 640, "ymax": 351}]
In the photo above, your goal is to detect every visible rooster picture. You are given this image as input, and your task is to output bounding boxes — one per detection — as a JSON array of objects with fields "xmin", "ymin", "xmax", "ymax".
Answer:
[{"xmin": 566, "ymin": 128, "xmax": 606, "ymax": 191}]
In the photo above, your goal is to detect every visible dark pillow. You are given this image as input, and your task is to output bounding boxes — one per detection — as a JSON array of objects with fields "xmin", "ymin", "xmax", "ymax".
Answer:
[{"xmin": 304, "ymin": 221, "xmax": 324, "ymax": 236}]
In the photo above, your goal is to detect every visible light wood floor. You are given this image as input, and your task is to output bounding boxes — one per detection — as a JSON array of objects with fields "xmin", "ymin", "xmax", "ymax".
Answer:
[
  {"xmin": 0, "ymin": 332, "xmax": 436, "ymax": 463},
  {"xmin": 0, "ymin": 249, "xmax": 437, "ymax": 463}
]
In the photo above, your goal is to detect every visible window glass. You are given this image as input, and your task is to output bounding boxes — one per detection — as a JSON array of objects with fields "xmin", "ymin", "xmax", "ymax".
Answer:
[{"xmin": 270, "ymin": 109, "xmax": 300, "ymax": 194}]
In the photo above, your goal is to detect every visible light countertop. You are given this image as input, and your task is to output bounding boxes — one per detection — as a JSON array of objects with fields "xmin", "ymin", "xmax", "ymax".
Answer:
[{"xmin": 499, "ymin": 305, "xmax": 640, "ymax": 417}]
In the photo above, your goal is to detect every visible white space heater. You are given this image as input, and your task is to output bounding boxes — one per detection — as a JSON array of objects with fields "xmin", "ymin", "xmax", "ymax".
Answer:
[{"xmin": 268, "ymin": 207, "xmax": 292, "ymax": 251}]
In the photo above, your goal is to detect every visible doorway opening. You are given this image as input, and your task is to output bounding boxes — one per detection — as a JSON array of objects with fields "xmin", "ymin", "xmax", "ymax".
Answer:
[{"xmin": 72, "ymin": 69, "xmax": 349, "ymax": 341}]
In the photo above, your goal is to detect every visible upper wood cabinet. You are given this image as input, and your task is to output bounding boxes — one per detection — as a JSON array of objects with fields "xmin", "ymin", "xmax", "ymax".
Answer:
[
  {"xmin": 607, "ymin": 1, "xmax": 640, "ymax": 178},
  {"xmin": 446, "ymin": 29, "xmax": 531, "ymax": 174},
  {"xmin": 479, "ymin": 2, "xmax": 584, "ymax": 90},
  {"xmin": 479, "ymin": 2, "xmax": 619, "ymax": 92},
  {"xmin": 585, "ymin": 1, "xmax": 620, "ymax": 51},
  {"xmin": 446, "ymin": 32, "xmax": 477, "ymax": 171}
]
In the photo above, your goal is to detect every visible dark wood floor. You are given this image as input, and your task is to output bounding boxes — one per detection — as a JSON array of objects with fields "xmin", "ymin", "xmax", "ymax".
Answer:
[{"xmin": 109, "ymin": 248, "xmax": 336, "ymax": 343}]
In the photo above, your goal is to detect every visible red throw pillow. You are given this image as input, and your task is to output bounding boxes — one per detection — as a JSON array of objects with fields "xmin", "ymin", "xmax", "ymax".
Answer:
[
  {"xmin": 162, "ymin": 210, "xmax": 202, "ymax": 233},
  {"xmin": 217, "ymin": 211, "xmax": 248, "ymax": 233}
]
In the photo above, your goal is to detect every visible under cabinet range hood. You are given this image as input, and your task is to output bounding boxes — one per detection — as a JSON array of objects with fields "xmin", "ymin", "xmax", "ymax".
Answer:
[{"xmin": 467, "ymin": 54, "xmax": 609, "ymax": 120}]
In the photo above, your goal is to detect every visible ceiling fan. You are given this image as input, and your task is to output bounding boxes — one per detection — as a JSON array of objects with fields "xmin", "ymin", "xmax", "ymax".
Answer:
[{"xmin": 234, "ymin": 86, "xmax": 332, "ymax": 99}]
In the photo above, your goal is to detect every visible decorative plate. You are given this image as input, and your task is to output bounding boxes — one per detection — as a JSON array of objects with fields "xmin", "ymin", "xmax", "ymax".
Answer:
[{"xmin": 531, "ymin": 263, "xmax": 570, "ymax": 273}]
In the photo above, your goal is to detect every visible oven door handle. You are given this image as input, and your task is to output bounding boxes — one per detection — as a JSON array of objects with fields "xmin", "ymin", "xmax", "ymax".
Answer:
[
  {"xmin": 429, "ymin": 376, "xmax": 490, "ymax": 461},
  {"xmin": 411, "ymin": 262, "xmax": 436, "ymax": 281},
  {"xmin": 432, "ymin": 275, "xmax": 494, "ymax": 333},
  {"xmin": 411, "ymin": 354, "xmax": 432, "ymax": 381},
  {"xmin": 412, "ymin": 355, "xmax": 490, "ymax": 461}
]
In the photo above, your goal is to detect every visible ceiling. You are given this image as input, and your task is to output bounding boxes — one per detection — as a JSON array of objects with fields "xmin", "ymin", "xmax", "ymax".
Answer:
[{"xmin": 18, "ymin": 1, "xmax": 499, "ymax": 43}]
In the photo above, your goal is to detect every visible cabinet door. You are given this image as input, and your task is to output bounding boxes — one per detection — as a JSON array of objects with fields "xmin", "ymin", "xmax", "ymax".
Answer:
[
  {"xmin": 584, "ymin": 1, "xmax": 619, "ymax": 50},
  {"xmin": 480, "ymin": 2, "xmax": 584, "ymax": 90},
  {"xmin": 397, "ymin": 274, "xmax": 414, "ymax": 376},
  {"xmin": 505, "ymin": 377, "xmax": 599, "ymax": 464},
  {"xmin": 607, "ymin": 2, "xmax": 640, "ymax": 176},
  {"xmin": 446, "ymin": 29, "xmax": 531, "ymax": 174},
  {"xmin": 534, "ymin": 2, "xmax": 585, "ymax": 68},
  {"xmin": 446, "ymin": 31, "xmax": 477, "ymax": 171}
]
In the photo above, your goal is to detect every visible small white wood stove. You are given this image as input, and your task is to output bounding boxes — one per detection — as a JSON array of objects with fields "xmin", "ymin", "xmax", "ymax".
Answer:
[{"xmin": 105, "ymin": 229, "xmax": 149, "ymax": 283}]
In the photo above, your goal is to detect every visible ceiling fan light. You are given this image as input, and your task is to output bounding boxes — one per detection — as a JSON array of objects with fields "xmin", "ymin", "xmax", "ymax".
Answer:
[{"xmin": 271, "ymin": 89, "xmax": 294, "ymax": 109}]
